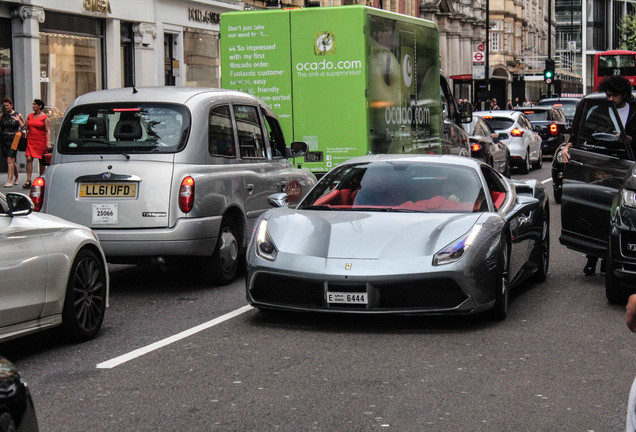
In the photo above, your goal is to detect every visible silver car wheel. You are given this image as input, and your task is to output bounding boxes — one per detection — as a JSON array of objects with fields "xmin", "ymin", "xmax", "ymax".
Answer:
[
  {"xmin": 218, "ymin": 227, "xmax": 239, "ymax": 273},
  {"xmin": 62, "ymin": 249, "xmax": 107, "ymax": 341}
]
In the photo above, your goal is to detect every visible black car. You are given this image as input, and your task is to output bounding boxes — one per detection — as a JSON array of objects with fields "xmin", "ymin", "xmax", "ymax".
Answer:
[
  {"xmin": 0, "ymin": 356, "xmax": 38, "ymax": 432},
  {"xmin": 514, "ymin": 106, "xmax": 569, "ymax": 157},
  {"xmin": 462, "ymin": 115, "xmax": 511, "ymax": 177},
  {"xmin": 559, "ymin": 93, "xmax": 636, "ymax": 303},
  {"xmin": 537, "ymin": 97, "xmax": 580, "ymax": 124}
]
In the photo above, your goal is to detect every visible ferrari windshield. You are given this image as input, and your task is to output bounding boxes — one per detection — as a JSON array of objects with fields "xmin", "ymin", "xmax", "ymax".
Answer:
[
  {"xmin": 298, "ymin": 161, "xmax": 487, "ymax": 213},
  {"xmin": 58, "ymin": 103, "xmax": 190, "ymax": 154}
]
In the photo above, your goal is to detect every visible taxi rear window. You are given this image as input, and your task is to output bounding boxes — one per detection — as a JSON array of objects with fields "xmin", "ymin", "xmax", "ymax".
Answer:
[{"xmin": 58, "ymin": 103, "xmax": 190, "ymax": 154}]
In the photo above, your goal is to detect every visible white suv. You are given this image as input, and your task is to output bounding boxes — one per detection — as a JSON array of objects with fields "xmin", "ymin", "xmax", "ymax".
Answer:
[{"xmin": 474, "ymin": 110, "xmax": 543, "ymax": 174}]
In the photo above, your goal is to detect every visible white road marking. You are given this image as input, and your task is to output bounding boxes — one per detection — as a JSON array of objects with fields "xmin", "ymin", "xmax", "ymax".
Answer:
[
  {"xmin": 542, "ymin": 177, "xmax": 552, "ymax": 184},
  {"xmin": 96, "ymin": 305, "xmax": 253, "ymax": 369}
]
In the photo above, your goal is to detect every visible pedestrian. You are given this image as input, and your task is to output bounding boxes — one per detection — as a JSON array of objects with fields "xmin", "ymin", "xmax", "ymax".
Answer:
[
  {"xmin": 626, "ymin": 294, "xmax": 636, "ymax": 430},
  {"xmin": 522, "ymin": 97, "xmax": 531, "ymax": 107},
  {"xmin": 489, "ymin": 97, "xmax": 500, "ymax": 110},
  {"xmin": 506, "ymin": 99, "xmax": 513, "ymax": 110},
  {"xmin": 514, "ymin": 97, "xmax": 521, "ymax": 108},
  {"xmin": 561, "ymin": 74, "xmax": 636, "ymax": 275},
  {"xmin": 0, "ymin": 97, "xmax": 24, "ymax": 187},
  {"xmin": 457, "ymin": 98, "xmax": 463, "ymax": 113},
  {"xmin": 23, "ymin": 99, "xmax": 51, "ymax": 189}
]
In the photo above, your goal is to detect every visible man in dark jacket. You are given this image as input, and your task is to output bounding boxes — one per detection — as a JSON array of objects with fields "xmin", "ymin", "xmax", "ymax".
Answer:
[{"xmin": 561, "ymin": 74, "xmax": 636, "ymax": 275}]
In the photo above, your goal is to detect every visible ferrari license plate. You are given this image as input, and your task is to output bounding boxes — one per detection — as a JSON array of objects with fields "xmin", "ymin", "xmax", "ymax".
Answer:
[
  {"xmin": 327, "ymin": 292, "xmax": 367, "ymax": 304},
  {"xmin": 79, "ymin": 183, "xmax": 136, "ymax": 198}
]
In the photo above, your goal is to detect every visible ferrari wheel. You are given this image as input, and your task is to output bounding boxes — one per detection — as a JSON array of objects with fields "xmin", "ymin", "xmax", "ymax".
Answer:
[
  {"xmin": 490, "ymin": 239, "xmax": 510, "ymax": 320},
  {"xmin": 606, "ymin": 254, "xmax": 630, "ymax": 304},
  {"xmin": 202, "ymin": 218, "xmax": 240, "ymax": 285},
  {"xmin": 61, "ymin": 248, "xmax": 107, "ymax": 342},
  {"xmin": 531, "ymin": 206, "xmax": 550, "ymax": 282}
]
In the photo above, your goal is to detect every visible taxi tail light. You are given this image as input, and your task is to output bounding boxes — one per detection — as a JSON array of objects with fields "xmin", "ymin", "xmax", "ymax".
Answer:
[
  {"xmin": 549, "ymin": 123, "xmax": 558, "ymax": 135},
  {"xmin": 179, "ymin": 176, "xmax": 195, "ymax": 213},
  {"xmin": 471, "ymin": 143, "xmax": 482, "ymax": 152},
  {"xmin": 510, "ymin": 128, "xmax": 524, "ymax": 137},
  {"xmin": 30, "ymin": 177, "xmax": 45, "ymax": 212}
]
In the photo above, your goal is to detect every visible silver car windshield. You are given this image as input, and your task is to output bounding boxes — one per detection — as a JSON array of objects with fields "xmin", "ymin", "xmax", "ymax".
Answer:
[
  {"xmin": 58, "ymin": 103, "xmax": 190, "ymax": 154},
  {"xmin": 299, "ymin": 161, "xmax": 487, "ymax": 213}
]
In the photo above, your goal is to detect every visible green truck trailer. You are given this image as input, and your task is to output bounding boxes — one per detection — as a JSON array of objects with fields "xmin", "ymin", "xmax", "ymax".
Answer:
[{"xmin": 220, "ymin": 5, "xmax": 470, "ymax": 175}]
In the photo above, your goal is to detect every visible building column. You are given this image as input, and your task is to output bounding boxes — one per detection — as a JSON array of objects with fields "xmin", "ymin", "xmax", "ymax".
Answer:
[
  {"xmin": 11, "ymin": 5, "xmax": 44, "ymax": 116},
  {"xmin": 133, "ymin": 23, "xmax": 157, "ymax": 86},
  {"xmin": 106, "ymin": 18, "xmax": 122, "ymax": 89}
]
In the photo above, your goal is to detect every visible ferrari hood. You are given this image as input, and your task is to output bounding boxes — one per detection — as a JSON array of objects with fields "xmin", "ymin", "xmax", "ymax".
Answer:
[{"xmin": 264, "ymin": 208, "xmax": 485, "ymax": 259}]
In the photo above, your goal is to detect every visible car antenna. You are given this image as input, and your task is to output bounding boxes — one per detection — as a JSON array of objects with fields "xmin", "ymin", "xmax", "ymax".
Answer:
[{"xmin": 132, "ymin": 86, "xmax": 138, "ymax": 94}]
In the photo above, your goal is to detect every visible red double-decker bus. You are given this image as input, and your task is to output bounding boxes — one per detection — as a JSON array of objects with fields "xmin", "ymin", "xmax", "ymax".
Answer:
[{"xmin": 593, "ymin": 50, "xmax": 636, "ymax": 92}]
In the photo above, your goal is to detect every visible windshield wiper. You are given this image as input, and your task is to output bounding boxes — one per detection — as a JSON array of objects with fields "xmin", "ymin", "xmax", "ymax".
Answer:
[{"xmin": 81, "ymin": 138, "xmax": 130, "ymax": 160}]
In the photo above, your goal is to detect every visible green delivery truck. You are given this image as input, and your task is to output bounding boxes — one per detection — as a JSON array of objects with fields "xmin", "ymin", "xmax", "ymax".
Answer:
[{"xmin": 220, "ymin": 5, "xmax": 470, "ymax": 175}]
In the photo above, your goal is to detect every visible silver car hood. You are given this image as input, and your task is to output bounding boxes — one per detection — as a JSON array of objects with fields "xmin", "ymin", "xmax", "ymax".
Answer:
[{"xmin": 266, "ymin": 208, "xmax": 484, "ymax": 259}]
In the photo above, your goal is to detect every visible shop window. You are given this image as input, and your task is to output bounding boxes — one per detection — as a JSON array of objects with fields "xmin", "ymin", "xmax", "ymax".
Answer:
[
  {"xmin": 184, "ymin": 29, "xmax": 220, "ymax": 88},
  {"xmin": 0, "ymin": 18, "xmax": 12, "ymax": 101}
]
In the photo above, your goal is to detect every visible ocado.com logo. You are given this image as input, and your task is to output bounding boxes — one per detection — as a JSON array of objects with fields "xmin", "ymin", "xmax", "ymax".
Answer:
[
  {"xmin": 315, "ymin": 32, "xmax": 335, "ymax": 55},
  {"xmin": 402, "ymin": 54, "xmax": 413, "ymax": 88}
]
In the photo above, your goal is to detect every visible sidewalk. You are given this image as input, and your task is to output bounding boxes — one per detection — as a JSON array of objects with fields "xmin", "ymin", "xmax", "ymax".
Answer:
[{"xmin": 1, "ymin": 175, "xmax": 30, "ymax": 193}]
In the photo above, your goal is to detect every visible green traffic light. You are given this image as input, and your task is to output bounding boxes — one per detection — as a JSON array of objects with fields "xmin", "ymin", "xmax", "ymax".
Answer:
[{"xmin": 545, "ymin": 71, "xmax": 553, "ymax": 78}]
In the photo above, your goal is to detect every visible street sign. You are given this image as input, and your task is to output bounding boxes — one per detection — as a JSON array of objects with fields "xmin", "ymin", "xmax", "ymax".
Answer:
[
  {"xmin": 478, "ymin": 44, "xmax": 485, "ymax": 52},
  {"xmin": 473, "ymin": 64, "xmax": 485, "ymax": 80},
  {"xmin": 473, "ymin": 52, "xmax": 484, "ymax": 63}
]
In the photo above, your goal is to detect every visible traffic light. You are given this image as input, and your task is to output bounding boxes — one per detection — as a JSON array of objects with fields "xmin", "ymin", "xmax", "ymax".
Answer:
[{"xmin": 544, "ymin": 59, "xmax": 555, "ymax": 84}]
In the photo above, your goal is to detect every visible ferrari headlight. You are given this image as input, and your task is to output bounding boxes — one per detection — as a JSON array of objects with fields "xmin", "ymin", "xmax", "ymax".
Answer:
[
  {"xmin": 433, "ymin": 224, "xmax": 483, "ymax": 266},
  {"xmin": 623, "ymin": 189, "xmax": 636, "ymax": 209},
  {"xmin": 256, "ymin": 219, "xmax": 278, "ymax": 260}
]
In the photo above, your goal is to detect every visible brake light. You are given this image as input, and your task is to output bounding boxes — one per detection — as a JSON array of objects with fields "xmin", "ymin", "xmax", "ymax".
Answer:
[
  {"xmin": 30, "ymin": 177, "xmax": 45, "ymax": 212},
  {"xmin": 471, "ymin": 143, "xmax": 482, "ymax": 152},
  {"xmin": 510, "ymin": 128, "xmax": 524, "ymax": 137},
  {"xmin": 179, "ymin": 176, "xmax": 195, "ymax": 213},
  {"xmin": 550, "ymin": 123, "xmax": 558, "ymax": 135}
]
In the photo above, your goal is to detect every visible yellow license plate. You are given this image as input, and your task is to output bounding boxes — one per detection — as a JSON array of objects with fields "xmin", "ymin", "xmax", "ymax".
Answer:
[{"xmin": 79, "ymin": 183, "xmax": 136, "ymax": 198}]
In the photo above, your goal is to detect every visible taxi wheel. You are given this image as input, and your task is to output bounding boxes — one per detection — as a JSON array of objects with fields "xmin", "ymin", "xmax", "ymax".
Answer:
[
  {"xmin": 61, "ymin": 249, "xmax": 107, "ymax": 342},
  {"xmin": 490, "ymin": 237, "xmax": 510, "ymax": 320},
  {"xmin": 202, "ymin": 220, "xmax": 240, "ymax": 285}
]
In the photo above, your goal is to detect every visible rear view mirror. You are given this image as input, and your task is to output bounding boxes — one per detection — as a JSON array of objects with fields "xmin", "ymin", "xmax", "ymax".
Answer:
[
  {"xmin": 288, "ymin": 141, "xmax": 308, "ymax": 158},
  {"xmin": 6, "ymin": 192, "xmax": 34, "ymax": 216}
]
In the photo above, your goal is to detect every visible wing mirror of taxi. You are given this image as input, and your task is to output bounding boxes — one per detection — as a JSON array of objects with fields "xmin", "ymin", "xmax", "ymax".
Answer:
[
  {"xmin": 267, "ymin": 192, "xmax": 289, "ymax": 208},
  {"xmin": 6, "ymin": 192, "xmax": 34, "ymax": 216},
  {"xmin": 534, "ymin": 126, "xmax": 542, "ymax": 133},
  {"xmin": 288, "ymin": 141, "xmax": 309, "ymax": 158}
]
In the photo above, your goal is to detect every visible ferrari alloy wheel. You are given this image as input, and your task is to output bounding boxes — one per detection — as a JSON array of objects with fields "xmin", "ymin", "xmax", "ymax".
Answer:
[
  {"xmin": 531, "ymin": 206, "xmax": 550, "ymax": 282},
  {"xmin": 490, "ymin": 239, "xmax": 510, "ymax": 320},
  {"xmin": 202, "ymin": 219, "xmax": 240, "ymax": 285},
  {"xmin": 61, "ymin": 249, "xmax": 107, "ymax": 341},
  {"xmin": 606, "ymin": 254, "xmax": 630, "ymax": 304},
  {"xmin": 519, "ymin": 150, "xmax": 530, "ymax": 174}
]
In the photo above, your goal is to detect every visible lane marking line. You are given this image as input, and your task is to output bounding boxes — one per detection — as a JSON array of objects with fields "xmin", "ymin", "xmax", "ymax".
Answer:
[
  {"xmin": 96, "ymin": 305, "xmax": 253, "ymax": 369},
  {"xmin": 541, "ymin": 177, "xmax": 552, "ymax": 184}
]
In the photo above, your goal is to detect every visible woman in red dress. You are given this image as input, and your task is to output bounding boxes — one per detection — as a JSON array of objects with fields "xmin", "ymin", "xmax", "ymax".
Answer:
[{"xmin": 24, "ymin": 99, "xmax": 51, "ymax": 189}]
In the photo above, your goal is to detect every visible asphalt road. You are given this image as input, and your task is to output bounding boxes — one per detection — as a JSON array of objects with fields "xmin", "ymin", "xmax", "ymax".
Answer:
[{"xmin": 2, "ymin": 162, "xmax": 635, "ymax": 431}]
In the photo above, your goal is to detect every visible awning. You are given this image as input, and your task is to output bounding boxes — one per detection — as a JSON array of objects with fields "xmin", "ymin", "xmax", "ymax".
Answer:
[{"xmin": 449, "ymin": 74, "xmax": 473, "ymax": 80}]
